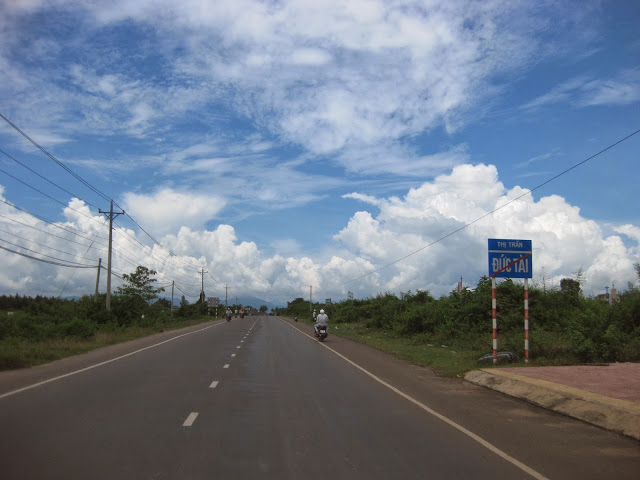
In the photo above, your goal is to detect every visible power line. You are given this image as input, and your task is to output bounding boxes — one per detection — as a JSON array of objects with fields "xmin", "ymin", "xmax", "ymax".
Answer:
[
  {"xmin": 0, "ymin": 198, "xmax": 110, "ymax": 247},
  {"xmin": 0, "ymin": 202, "xmax": 154, "ymax": 275},
  {"xmin": 0, "ymin": 199, "xmax": 182, "ymax": 280},
  {"xmin": 0, "ymin": 112, "xmax": 203, "ymax": 278},
  {"xmin": 0, "ymin": 242, "xmax": 97, "ymax": 268},
  {"xmin": 0, "ymin": 212, "xmax": 105, "ymax": 250},
  {"xmin": 0, "ymin": 147, "xmax": 99, "ymax": 209},
  {"xmin": 0, "ymin": 112, "xmax": 111, "ymax": 203},
  {"xmin": 0, "ymin": 165, "xmax": 106, "ymax": 227},
  {"xmin": 341, "ymin": 128, "xmax": 640, "ymax": 286},
  {"xmin": 110, "ymin": 221, "xmax": 200, "ymax": 276},
  {"xmin": 57, "ymin": 231, "xmax": 102, "ymax": 298},
  {"xmin": 173, "ymin": 282, "xmax": 201, "ymax": 299},
  {"xmin": 118, "ymin": 214, "xmax": 205, "ymax": 272},
  {"xmin": 0, "ymin": 226, "xmax": 101, "ymax": 262}
]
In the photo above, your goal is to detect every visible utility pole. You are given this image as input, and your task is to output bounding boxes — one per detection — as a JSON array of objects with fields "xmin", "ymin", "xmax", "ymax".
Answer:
[
  {"xmin": 170, "ymin": 280, "xmax": 175, "ymax": 316},
  {"xmin": 199, "ymin": 268, "xmax": 208, "ymax": 303},
  {"xmin": 309, "ymin": 285, "xmax": 312, "ymax": 313},
  {"xmin": 99, "ymin": 200, "xmax": 124, "ymax": 310},
  {"xmin": 94, "ymin": 258, "xmax": 102, "ymax": 302},
  {"xmin": 225, "ymin": 285, "xmax": 229, "ymax": 307},
  {"xmin": 611, "ymin": 282, "xmax": 616, "ymax": 305}
]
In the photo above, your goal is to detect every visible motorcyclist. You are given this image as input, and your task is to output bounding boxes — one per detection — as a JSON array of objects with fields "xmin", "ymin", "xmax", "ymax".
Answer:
[
  {"xmin": 225, "ymin": 307, "xmax": 232, "ymax": 321},
  {"xmin": 314, "ymin": 309, "xmax": 328, "ymax": 336}
]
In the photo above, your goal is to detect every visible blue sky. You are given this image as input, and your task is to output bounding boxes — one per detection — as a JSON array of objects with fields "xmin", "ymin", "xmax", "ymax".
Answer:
[{"xmin": 0, "ymin": 0, "xmax": 639, "ymax": 304}]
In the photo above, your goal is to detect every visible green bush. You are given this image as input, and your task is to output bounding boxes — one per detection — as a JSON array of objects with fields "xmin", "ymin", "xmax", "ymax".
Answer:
[{"xmin": 57, "ymin": 318, "xmax": 97, "ymax": 339}]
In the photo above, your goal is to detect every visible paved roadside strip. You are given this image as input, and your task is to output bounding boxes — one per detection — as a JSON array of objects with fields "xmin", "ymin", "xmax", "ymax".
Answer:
[{"xmin": 465, "ymin": 367, "xmax": 640, "ymax": 441}]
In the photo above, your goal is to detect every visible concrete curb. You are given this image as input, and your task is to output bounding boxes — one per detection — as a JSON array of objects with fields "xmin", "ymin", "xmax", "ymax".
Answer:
[{"xmin": 464, "ymin": 369, "xmax": 640, "ymax": 441}]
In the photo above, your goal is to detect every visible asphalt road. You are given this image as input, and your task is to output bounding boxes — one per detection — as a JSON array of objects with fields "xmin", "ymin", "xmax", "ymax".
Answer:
[{"xmin": 1, "ymin": 316, "xmax": 638, "ymax": 479}]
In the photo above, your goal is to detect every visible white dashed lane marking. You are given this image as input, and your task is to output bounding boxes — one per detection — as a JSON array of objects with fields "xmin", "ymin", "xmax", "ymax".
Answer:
[{"xmin": 183, "ymin": 412, "xmax": 198, "ymax": 427}]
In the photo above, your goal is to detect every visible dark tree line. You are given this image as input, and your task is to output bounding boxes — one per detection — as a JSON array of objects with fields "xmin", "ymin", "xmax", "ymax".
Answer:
[{"xmin": 0, "ymin": 266, "xmax": 211, "ymax": 345}]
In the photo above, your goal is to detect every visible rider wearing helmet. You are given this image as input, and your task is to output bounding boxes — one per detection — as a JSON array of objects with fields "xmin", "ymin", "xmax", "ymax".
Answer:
[{"xmin": 314, "ymin": 309, "xmax": 329, "ymax": 336}]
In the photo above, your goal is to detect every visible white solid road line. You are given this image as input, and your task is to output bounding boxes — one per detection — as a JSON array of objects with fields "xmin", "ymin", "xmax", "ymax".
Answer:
[
  {"xmin": 0, "ymin": 323, "xmax": 222, "ymax": 400},
  {"xmin": 183, "ymin": 412, "xmax": 199, "ymax": 427},
  {"xmin": 278, "ymin": 317, "xmax": 549, "ymax": 480}
]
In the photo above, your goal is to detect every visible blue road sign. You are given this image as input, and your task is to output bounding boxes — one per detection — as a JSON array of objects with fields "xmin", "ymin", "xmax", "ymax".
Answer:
[{"xmin": 488, "ymin": 239, "xmax": 532, "ymax": 278}]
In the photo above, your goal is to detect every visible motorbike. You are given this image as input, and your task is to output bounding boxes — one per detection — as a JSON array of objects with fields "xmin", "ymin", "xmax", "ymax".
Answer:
[{"xmin": 315, "ymin": 325, "xmax": 328, "ymax": 342}]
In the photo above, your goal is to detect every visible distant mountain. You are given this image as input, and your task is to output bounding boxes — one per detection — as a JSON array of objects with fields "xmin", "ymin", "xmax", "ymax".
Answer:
[
  {"xmin": 200, "ymin": 294, "xmax": 283, "ymax": 311},
  {"xmin": 235, "ymin": 295, "xmax": 283, "ymax": 310}
]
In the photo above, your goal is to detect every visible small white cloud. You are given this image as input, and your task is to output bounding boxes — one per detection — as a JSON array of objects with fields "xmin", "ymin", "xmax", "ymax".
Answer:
[
  {"xmin": 522, "ymin": 70, "xmax": 640, "ymax": 111},
  {"xmin": 580, "ymin": 72, "xmax": 640, "ymax": 106},
  {"xmin": 615, "ymin": 224, "xmax": 640, "ymax": 245},
  {"xmin": 122, "ymin": 188, "xmax": 226, "ymax": 237},
  {"xmin": 289, "ymin": 48, "xmax": 332, "ymax": 66}
]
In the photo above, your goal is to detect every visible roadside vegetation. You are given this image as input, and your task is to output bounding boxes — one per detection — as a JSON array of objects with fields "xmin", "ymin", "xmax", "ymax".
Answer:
[
  {"xmin": 3, "ymin": 264, "xmax": 639, "ymax": 376},
  {"xmin": 0, "ymin": 266, "xmax": 225, "ymax": 370},
  {"xmin": 280, "ymin": 266, "xmax": 640, "ymax": 377}
]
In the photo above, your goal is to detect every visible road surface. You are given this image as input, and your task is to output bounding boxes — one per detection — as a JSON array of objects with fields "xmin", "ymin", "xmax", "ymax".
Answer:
[{"xmin": 1, "ymin": 316, "xmax": 638, "ymax": 479}]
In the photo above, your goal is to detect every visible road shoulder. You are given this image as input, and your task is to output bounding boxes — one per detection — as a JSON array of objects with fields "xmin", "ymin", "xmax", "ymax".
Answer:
[{"xmin": 465, "ymin": 368, "xmax": 640, "ymax": 441}]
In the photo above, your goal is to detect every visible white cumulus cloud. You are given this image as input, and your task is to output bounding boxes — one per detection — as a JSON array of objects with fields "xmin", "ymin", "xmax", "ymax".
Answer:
[{"xmin": 122, "ymin": 188, "xmax": 226, "ymax": 237}]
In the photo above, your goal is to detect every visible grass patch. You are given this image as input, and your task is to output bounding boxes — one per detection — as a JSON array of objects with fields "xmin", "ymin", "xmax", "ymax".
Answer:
[
  {"xmin": 0, "ymin": 317, "xmax": 212, "ymax": 371},
  {"xmin": 328, "ymin": 322, "xmax": 578, "ymax": 377},
  {"xmin": 331, "ymin": 323, "xmax": 485, "ymax": 377}
]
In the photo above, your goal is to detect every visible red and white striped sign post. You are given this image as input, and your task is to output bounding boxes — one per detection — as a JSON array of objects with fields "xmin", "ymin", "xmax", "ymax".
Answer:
[
  {"xmin": 492, "ymin": 277, "xmax": 497, "ymax": 363},
  {"xmin": 524, "ymin": 278, "xmax": 529, "ymax": 362},
  {"xmin": 488, "ymin": 239, "xmax": 533, "ymax": 364}
]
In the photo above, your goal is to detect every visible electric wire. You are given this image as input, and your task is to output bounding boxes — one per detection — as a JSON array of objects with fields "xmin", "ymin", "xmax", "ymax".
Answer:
[
  {"xmin": 207, "ymin": 271, "xmax": 222, "ymax": 285},
  {"xmin": 0, "ymin": 241, "xmax": 97, "ymax": 268},
  {"xmin": 0, "ymin": 244, "xmax": 96, "ymax": 268},
  {"xmin": 0, "ymin": 166, "xmax": 106, "ymax": 227},
  {"xmin": 110, "ymin": 222, "xmax": 198, "ymax": 276},
  {"xmin": 0, "ymin": 213, "xmax": 105, "ymax": 251},
  {"xmin": 0, "ymin": 200, "xmax": 149, "ymax": 273},
  {"xmin": 116, "ymin": 214, "xmax": 204, "ymax": 272},
  {"xmin": 1, "ymin": 112, "xmax": 204, "ymax": 279},
  {"xmin": 57, "ymin": 231, "xmax": 102, "ymax": 298},
  {"xmin": 0, "ymin": 204, "xmax": 158, "ymax": 276},
  {"xmin": 340, "ymin": 128, "xmax": 640, "ymax": 286},
  {"xmin": 0, "ymin": 146, "xmax": 171, "ymax": 275},
  {"xmin": 0, "ymin": 198, "xmax": 110, "ymax": 246},
  {"xmin": 7, "ymin": 114, "xmax": 635, "ymax": 300},
  {"xmin": 173, "ymin": 282, "xmax": 201, "ymax": 299},
  {"xmin": 0, "ymin": 226, "xmax": 101, "ymax": 262},
  {"xmin": 0, "ymin": 112, "xmax": 111, "ymax": 203},
  {"xmin": 0, "ymin": 147, "xmax": 99, "ymax": 209}
]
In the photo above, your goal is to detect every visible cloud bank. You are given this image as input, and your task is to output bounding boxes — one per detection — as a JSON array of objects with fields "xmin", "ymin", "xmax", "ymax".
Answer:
[{"xmin": 1, "ymin": 163, "xmax": 637, "ymax": 303}]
